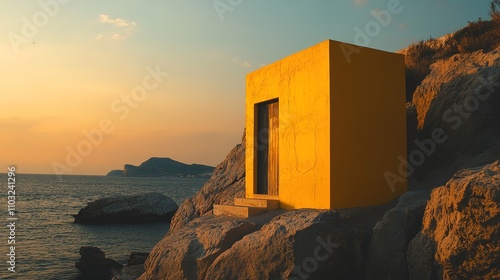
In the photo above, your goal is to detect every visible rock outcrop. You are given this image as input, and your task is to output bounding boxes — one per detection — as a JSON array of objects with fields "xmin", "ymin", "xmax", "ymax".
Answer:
[
  {"xmin": 410, "ymin": 47, "xmax": 500, "ymax": 177},
  {"xmin": 140, "ymin": 215, "xmax": 258, "ymax": 280},
  {"xmin": 407, "ymin": 161, "xmax": 500, "ymax": 280},
  {"xmin": 205, "ymin": 210, "xmax": 363, "ymax": 280},
  {"xmin": 413, "ymin": 47, "xmax": 500, "ymax": 129},
  {"xmin": 140, "ymin": 210, "xmax": 363, "ymax": 280},
  {"xmin": 127, "ymin": 252, "xmax": 150, "ymax": 266},
  {"xmin": 112, "ymin": 265, "xmax": 144, "ymax": 280},
  {"xmin": 75, "ymin": 246, "xmax": 123, "ymax": 280},
  {"xmin": 73, "ymin": 192, "xmax": 178, "ymax": 224},
  {"xmin": 111, "ymin": 252, "xmax": 150, "ymax": 280},
  {"xmin": 169, "ymin": 133, "xmax": 246, "ymax": 232},
  {"xmin": 135, "ymin": 133, "xmax": 499, "ymax": 280},
  {"xmin": 365, "ymin": 190, "xmax": 431, "ymax": 280}
]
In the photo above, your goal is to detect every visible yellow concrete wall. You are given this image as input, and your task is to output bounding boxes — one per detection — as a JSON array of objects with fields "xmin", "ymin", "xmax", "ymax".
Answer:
[
  {"xmin": 246, "ymin": 40, "xmax": 331, "ymax": 209},
  {"xmin": 246, "ymin": 40, "xmax": 407, "ymax": 210},
  {"xmin": 329, "ymin": 41, "xmax": 407, "ymax": 208}
]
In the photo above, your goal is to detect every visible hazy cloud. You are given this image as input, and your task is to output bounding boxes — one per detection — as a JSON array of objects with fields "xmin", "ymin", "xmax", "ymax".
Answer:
[
  {"xmin": 99, "ymin": 14, "xmax": 137, "ymax": 28},
  {"xmin": 97, "ymin": 14, "xmax": 137, "ymax": 40},
  {"xmin": 232, "ymin": 57, "xmax": 252, "ymax": 68}
]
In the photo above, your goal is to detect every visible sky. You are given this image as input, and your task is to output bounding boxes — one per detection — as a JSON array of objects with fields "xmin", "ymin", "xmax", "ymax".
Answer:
[{"xmin": 0, "ymin": 0, "xmax": 491, "ymax": 175}]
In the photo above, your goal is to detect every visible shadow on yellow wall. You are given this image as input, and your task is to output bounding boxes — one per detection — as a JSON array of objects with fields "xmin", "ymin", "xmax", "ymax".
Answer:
[{"xmin": 246, "ymin": 40, "xmax": 407, "ymax": 210}]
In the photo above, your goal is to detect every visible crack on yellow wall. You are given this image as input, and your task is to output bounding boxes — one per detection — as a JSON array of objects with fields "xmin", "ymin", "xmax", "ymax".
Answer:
[{"xmin": 246, "ymin": 40, "xmax": 407, "ymax": 210}]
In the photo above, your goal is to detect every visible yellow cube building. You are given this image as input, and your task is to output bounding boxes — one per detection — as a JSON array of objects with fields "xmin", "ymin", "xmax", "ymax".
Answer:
[{"xmin": 245, "ymin": 40, "xmax": 407, "ymax": 210}]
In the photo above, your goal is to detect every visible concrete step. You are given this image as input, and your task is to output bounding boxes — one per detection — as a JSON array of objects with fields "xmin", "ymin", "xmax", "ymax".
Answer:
[
  {"xmin": 251, "ymin": 194, "xmax": 279, "ymax": 200},
  {"xmin": 213, "ymin": 204, "xmax": 268, "ymax": 218},
  {"xmin": 234, "ymin": 198, "xmax": 280, "ymax": 210}
]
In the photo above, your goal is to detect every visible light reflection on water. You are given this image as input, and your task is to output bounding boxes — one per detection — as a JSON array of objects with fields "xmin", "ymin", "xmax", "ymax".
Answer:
[{"xmin": 0, "ymin": 174, "xmax": 206, "ymax": 279}]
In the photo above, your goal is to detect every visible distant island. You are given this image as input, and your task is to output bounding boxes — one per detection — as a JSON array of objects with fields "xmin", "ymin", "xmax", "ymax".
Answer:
[{"xmin": 107, "ymin": 157, "xmax": 215, "ymax": 178}]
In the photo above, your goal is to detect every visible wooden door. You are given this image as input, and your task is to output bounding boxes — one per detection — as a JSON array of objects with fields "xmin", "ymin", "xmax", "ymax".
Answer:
[{"xmin": 256, "ymin": 100, "xmax": 279, "ymax": 195}]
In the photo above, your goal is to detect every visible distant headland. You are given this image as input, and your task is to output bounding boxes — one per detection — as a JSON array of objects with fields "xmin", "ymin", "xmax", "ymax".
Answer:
[{"xmin": 107, "ymin": 157, "xmax": 214, "ymax": 178}]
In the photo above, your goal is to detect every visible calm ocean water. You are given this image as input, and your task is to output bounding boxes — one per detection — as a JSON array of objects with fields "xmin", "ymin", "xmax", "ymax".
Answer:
[{"xmin": 0, "ymin": 173, "xmax": 207, "ymax": 280}]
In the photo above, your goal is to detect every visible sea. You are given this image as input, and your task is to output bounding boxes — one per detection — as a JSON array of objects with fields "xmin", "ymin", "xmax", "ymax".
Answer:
[{"xmin": 0, "ymin": 173, "xmax": 207, "ymax": 280}]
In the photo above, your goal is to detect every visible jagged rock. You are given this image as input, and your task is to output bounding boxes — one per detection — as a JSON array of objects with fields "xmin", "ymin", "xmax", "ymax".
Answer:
[
  {"xmin": 73, "ymin": 192, "xmax": 178, "ymax": 224},
  {"xmin": 413, "ymin": 47, "xmax": 500, "ymax": 129},
  {"xmin": 112, "ymin": 265, "xmax": 143, "ymax": 280},
  {"xmin": 407, "ymin": 161, "xmax": 500, "ymax": 280},
  {"xmin": 411, "ymin": 47, "xmax": 500, "ymax": 177},
  {"xmin": 75, "ymin": 246, "xmax": 123, "ymax": 280},
  {"xmin": 139, "ymin": 215, "xmax": 258, "ymax": 280},
  {"xmin": 111, "ymin": 252, "xmax": 150, "ymax": 280},
  {"xmin": 365, "ymin": 190, "xmax": 431, "ymax": 280},
  {"xmin": 140, "ymin": 210, "xmax": 363, "ymax": 280},
  {"xmin": 112, "ymin": 265, "xmax": 145, "ymax": 280},
  {"xmin": 127, "ymin": 252, "xmax": 149, "ymax": 266},
  {"xmin": 205, "ymin": 210, "xmax": 363, "ymax": 280},
  {"xmin": 169, "ymin": 132, "xmax": 246, "ymax": 232}
]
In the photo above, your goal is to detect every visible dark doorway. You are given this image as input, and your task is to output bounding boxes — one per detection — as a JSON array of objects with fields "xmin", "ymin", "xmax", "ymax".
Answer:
[{"xmin": 256, "ymin": 99, "xmax": 279, "ymax": 195}]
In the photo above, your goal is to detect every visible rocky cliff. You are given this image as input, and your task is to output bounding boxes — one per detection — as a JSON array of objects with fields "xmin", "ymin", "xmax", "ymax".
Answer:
[
  {"xmin": 169, "ymin": 133, "xmax": 246, "ymax": 232},
  {"xmin": 408, "ymin": 46, "xmax": 500, "ymax": 181},
  {"xmin": 141, "ymin": 210, "xmax": 365, "ymax": 280},
  {"xmin": 408, "ymin": 161, "xmax": 500, "ymax": 280},
  {"xmin": 136, "ymin": 25, "xmax": 500, "ymax": 280},
  {"xmin": 138, "ymin": 159, "xmax": 499, "ymax": 280}
]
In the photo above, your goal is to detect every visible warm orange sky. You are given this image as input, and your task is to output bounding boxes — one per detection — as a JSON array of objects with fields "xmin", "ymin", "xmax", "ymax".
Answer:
[
  {"xmin": 1, "ymin": 39, "xmax": 244, "ymax": 175},
  {"xmin": 0, "ymin": 1, "xmax": 489, "ymax": 175}
]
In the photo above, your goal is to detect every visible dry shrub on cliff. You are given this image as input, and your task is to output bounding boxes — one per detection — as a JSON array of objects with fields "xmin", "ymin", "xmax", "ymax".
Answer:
[
  {"xmin": 454, "ymin": 20, "xmax": 500, "ymax": 53},
  {"xmin": 491, "ymin": 0, "xmax": 500, "ymax": 22},
  {"xmin": 404, "ymin": 40, "xmax": 436, "ymax": 101},
  {"xmin": 404, "ymin": 2, "xmax": 500, "ymax": 101}
]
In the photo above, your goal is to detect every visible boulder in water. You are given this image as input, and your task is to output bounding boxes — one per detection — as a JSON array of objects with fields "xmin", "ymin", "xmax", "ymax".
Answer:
[
  {"xmin": 75, "ymin": 246, "xmax": 123, "ymax": 280},
  {"xmin": 73, "ymin": 192, "xmax": 178, "ymax": 224}
]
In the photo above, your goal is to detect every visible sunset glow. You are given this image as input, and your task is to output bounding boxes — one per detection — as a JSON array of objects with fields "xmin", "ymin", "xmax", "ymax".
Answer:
[{"xmin": 0, "ymin": 0, "xmax": 489, "ymax": 175}]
